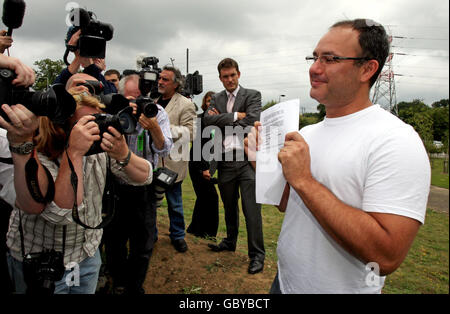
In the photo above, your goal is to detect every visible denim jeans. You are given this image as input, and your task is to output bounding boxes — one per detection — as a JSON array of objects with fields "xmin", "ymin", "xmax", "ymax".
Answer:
[
  {"xmin": 164, "ymin": 181, "xmax": 186, "ymax": 240},
  {"xmin": 8, "ymin": 249, "xmax": 101, "ymax": 294}
]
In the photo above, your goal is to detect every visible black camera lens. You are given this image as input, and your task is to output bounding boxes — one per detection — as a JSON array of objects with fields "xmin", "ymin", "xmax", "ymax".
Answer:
[
  {"xmin": 0, "ymin": 69, "xmax": 76, "ymax": 126},
  {"xmin": 135, "ymin": 96, "xmax": 158, "ymax": 118},
  {"xmin": 118, "ymin": 107, "xmax": 137, "ymax": 134},
  {"xmin": 85, "ymin": 106, "xmax": 137, "ymax": 156},
  {"xmin": 143, "ymin": 103, "xmax": 158, "ymax": 118}
]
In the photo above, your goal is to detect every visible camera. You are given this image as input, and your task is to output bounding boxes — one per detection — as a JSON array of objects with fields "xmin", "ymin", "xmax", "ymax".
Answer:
[
  {"xmin": 85, "ymin": 106, "xmax": 137, "ymax": 156},
  {"xmin": 137, "ymin": 56, "xmax": 161, "ymax": 98},
  {"xmin": 183, "ymin": 70, "xmax": 203, "ymax": 96},
  {"xmin": 153, "ymin": 167, "xmax": 178, "ymax": 206},
  {"xmin": 153, "ymin": 167, "xmax": 178, "ymax": 190},
  {"xmin": 75, "ymin": 86, "xmax": 138, "ymax": 155},
  {"xmin": 132, "ymin": 97, "xmax": 159, "ymax": 118},
  {"xmin": 0, "ymin": 68, "xmax": 76, "ymax": 125},
  {"xmin": 77, "ymin": 79, "xmax": 104, "ymax": 95},
  {"xmin": 129, "ymin": 56, "xmax": 162, "ymax": 119},
  {"xmin": 22, "ymin": 249, "xmax": 65, "ymax": 295},
  {"xmin": 64, "ymin": 7, "xmax": 114, "ymax": 63}
]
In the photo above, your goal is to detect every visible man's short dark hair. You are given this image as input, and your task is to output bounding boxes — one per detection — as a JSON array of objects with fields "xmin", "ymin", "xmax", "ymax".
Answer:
[
  {"xmin": 217, "ymin": 58, "xmax": 240, "ymax": 75},
  {"xmin": 105, "ymin": 69, "xmax": 121, "ymax": 78},
  {"xmin": 162, "ymin": 65, "xmax": 184, "ymax": 92},
  {"xmin": 332, "ymin": 19, "xmax": 390, "ymax": 87}
]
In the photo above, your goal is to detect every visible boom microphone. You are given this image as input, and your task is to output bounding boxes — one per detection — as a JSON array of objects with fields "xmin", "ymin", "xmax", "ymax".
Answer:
[{"xmin": 2, "ymin": 0, "xmax": 26, "ymax": 36}]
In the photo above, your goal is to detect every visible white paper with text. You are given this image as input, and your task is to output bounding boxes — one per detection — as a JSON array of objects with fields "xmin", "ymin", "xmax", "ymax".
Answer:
[{"xmin": 256, "ymin": 99, "xmax": 300, "ymax": 205}]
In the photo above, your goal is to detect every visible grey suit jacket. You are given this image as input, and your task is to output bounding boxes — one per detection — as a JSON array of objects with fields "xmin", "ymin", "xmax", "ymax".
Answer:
[{"xmin": 203, "ymin": 85, "xmax": 261, "ymax": 140}]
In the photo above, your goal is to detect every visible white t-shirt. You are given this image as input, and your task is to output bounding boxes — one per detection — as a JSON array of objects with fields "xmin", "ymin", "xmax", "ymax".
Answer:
[{"xmin": 277, "ymin": 105, "xmax": 431, "ymax": 294}]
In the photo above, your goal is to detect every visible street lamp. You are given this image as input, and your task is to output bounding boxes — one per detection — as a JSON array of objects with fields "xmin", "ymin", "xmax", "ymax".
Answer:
[{"xmin": 278, "ymin": 94, "xmax": 286, "ymax": 103}]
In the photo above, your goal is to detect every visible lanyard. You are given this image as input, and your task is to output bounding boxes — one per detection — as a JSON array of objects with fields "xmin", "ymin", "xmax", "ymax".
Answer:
[{"xmin": 66, "ymin": 150, "xmax": 115, "ymax": 229}]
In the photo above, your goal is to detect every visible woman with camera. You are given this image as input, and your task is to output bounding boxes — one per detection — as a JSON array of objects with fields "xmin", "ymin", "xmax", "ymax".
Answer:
[{"xmin": 0, "ymin": 80, "xmax": 152, "ymax": 294}]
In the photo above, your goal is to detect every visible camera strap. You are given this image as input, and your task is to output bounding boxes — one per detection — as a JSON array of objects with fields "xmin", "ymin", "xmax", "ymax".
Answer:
[
  {"xmin": 25, "ymin": 149, "xmax": 56, "ymax": 204},
  {"xmin": 0, "ymin": 157, "xmax": 13, "ymax": 164},
  {"xmin": 66, "ymin": 150, "xmax": 115, "ymax": 229}
]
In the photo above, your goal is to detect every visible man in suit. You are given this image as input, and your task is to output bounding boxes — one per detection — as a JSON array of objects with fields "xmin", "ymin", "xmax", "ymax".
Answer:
[
  {"xmin": 203, "ymin": 58, "xmax": 265, "ymax": 274},
  {"xmin": 156, "ymin": 65, "xmax": 197, "ymax": 253}
]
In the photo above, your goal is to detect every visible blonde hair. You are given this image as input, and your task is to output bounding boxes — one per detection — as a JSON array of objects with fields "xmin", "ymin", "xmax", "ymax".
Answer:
[{"xmin": 35, "ymin": 92, "xmax": 105, "ymax": 160}]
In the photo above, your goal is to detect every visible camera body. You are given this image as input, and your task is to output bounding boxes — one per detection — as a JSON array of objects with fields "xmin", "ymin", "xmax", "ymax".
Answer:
[
  {"xmin": 153, "ymin": 167, "xmax": 178, "ymax": 190},
  {"xmin": 85, "ymin": 106, "xmax": 137, "ymax": 156},
  {"xmin": 138, "ymin": 56, "xmax": 161, "ymax": 99},
  {"xmin": 66, "ymin": 8, "xmax": 113, "ymax": 59},
  {"xmin": 22, "ymin": 249, "xmax": 65, "ymax": 295},
  {"xmin": 133, "ymin": 96, "xmax": 159, "ymax": 118},
  {"xmin": 77, "ymin": 80, "xmax": 104, "ymax": 95},
  {"xmin": 183, "ymin": 70, "xmax": 203, "ymax": 96},
  {"xmin": 0, "ymin": 68, "xmax": 76, "ymax": 125}
]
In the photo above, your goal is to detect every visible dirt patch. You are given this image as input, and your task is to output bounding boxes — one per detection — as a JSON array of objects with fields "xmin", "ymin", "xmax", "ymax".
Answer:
[
  {"xmin": 143, "ymin": 217, "xmax": 277, "ymax": 294},
  {"xmin": 427, "ymin": 186, "xmax": 449, "ymax": 214}
]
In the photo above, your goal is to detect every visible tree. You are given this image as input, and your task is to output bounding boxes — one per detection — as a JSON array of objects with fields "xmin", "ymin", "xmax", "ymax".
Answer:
[
  {"xmin": 396, "ymin": 99, "xmax": 434, "ymax": 150},
  {"xmin": 33, "ymin": 58, "xmax": 65, "ymax": 91},
  {"xmin": 397, "ymin": 99, "xmax": 429, "ymax": 122},
  {"xmin": 431, "ymin": 105, "xmax": 449, "ymax": 142},
  {"xmin": 316, "ymin": 103, "xmax": 326, "ymax": 121},
  {"xmin": 262, "ymin": 100, "xmax": 277, "ymax": 111},
  {"xmin": 431, "ymin": 99, "xmax": 449, "ymax": 108}
]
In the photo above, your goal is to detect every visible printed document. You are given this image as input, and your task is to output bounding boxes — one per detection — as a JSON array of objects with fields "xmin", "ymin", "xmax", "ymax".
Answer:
[{"xmin": 256, "ymin": 99, "xmax": 299, "ymax": 205}]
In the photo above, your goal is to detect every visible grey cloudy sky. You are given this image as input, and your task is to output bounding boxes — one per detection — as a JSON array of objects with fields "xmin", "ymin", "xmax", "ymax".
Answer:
[{"xmin": 3, "ymin": 0, "xmax": 449, "ymax": 112}]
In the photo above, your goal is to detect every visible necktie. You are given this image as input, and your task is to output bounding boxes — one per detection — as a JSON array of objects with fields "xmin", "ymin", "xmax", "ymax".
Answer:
[
  {"xmin": 224, "ymin": 93, "xmax": 239, "ymax": 152},
  {"xmin": 227, "ymin": 93, "xmax": 235, "ymax": 113}
]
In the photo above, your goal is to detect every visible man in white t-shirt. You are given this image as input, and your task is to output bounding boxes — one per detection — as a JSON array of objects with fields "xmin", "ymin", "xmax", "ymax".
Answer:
[{"xmin": 245, "ymin": 19, "xmax": 430, "ymax": 293}]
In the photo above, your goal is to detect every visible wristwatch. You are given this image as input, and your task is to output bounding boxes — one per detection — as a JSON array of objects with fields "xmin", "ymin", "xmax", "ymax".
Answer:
[
  {"xmin": 116, "ymin": 150, "xmax": 131, "ymax": 170},
  {"xmin": 9, "ymin": 142, "xmax": 34, "ymax": 155}
]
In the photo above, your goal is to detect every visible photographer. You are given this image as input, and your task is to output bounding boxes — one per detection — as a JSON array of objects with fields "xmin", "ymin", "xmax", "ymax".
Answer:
[
  {"xmin": 103, "ymin": 73, "xmax": 172, "ymax": 294},
  {"xmin": 54, "ymin": 29, "xmax": 117, "ymax": 94},
  {"xmin": 0, "ymin": 54, "xmax": 34, "ymax": 294},
  {"xmin": 0, "ymin": 73, "xmax": 152, "ymax": 294}
]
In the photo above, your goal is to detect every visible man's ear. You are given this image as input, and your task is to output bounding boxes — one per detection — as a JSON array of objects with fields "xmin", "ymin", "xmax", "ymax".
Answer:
[{"xmin": 360, "ymin": 59, "xmax": 379, "ymax": 84}]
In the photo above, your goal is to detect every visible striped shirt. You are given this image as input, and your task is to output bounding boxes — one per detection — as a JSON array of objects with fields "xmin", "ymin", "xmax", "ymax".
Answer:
[
  {"xmin": 126, "ymin": 104, "xmax": 173, "ymax": 168},
  {"xmin": 6, "ymin": 151, "xmax": 152, "ymax": 265}
]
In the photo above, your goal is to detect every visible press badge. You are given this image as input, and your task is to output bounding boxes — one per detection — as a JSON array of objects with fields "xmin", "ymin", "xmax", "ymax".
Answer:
[{"xmin": 137, "ymin": 131, "xmax": 145, "ymax": 153}]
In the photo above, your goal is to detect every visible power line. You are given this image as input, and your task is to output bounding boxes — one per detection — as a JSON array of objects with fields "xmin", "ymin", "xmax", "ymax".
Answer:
[{"xmin": 392, "ymin": 35, "xmax": 448, "ymax": 41}]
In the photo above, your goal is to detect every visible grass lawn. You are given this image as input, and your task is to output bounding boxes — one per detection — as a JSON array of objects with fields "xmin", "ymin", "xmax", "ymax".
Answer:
[
  {"xmin": 179, "ymin": 163, "xmax": 448, "ymax": 293},
  {"xmin": 430, "ymin": 158, "xmax": 449, "ymax": 189},
  {"xmin": 383, "ymin": 209, "xmax": 449, "ymax": 294}
]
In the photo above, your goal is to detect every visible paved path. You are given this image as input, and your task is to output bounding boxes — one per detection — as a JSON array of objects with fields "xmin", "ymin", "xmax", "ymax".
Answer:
[{"xmin": 427, "ymin": 185, "xmax": 449, "ymax": 213}]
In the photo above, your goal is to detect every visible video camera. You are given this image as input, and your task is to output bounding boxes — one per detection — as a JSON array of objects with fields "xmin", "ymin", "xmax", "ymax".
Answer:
[
  {"xmin": 137, "ymin": 56, "xmax": 161, "ymax": 98},
  {"xmin": 64, "ymin": 7, "xmax": 114, "ymax": 65},
  {"xmin": 183, "ymin": 70, "xmax": 203, "ymax": 96},
  {"xmin": 134, "ymin": 56, "xmax": 162, "ymax": 118},
  {"xmin": 0, "ymin": 68, "xmax": 76, "ymax": 125}
]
